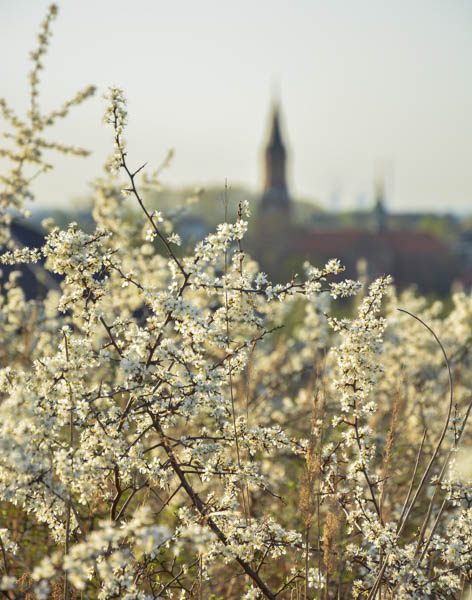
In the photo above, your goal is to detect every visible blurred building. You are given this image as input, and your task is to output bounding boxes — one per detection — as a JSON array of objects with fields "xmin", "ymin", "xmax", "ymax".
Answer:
[
  {"xmin": 0, "ymin": 222, "xmax": 59, "ymax": 299},
  {"xmin": 259, "ymin": 103, "xmax": 291, "ymax": 225},
  {"xmin": 250, "ymin": 102, "xmax": 461, "ymax": 294}
]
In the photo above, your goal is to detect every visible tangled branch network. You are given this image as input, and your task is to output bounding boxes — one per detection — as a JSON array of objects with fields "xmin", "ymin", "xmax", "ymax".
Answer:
[{"xmin": 0, "ymin": 5, "xmax": 472, "ymax": 599}]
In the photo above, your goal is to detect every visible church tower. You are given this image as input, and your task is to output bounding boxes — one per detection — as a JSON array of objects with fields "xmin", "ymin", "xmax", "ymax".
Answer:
[
  {"xmin": 259, "ymin": 103, "xmax": 292, "ymax": 221},
  {"xmin": 373, "ymin": 180, "xmax": 388, "ymax": 233}
]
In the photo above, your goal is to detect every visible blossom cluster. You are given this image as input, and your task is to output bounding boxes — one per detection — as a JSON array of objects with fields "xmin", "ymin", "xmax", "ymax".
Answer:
[{"xmin": 0, "ymin": 3, "xmax": 95, "ymax": 246}]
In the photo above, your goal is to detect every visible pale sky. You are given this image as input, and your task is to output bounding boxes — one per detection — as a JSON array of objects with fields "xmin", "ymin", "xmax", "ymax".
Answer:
[{"xmin": 2, "ymin": 0, "xmax": 472, "ymax": 213}]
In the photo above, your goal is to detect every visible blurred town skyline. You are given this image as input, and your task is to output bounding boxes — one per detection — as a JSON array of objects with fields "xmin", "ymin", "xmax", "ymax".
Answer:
[{"xmin": 2, "ymin": 0, "xmax": 472, "ymax": 214}]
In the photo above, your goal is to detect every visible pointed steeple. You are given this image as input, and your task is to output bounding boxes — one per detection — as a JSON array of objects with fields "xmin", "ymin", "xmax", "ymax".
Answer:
[
  {"xmin": 373, "ymin": 180, "xmax": 388, "ymax": 233},
  {"xmin": 260, "ymin": 102, "xmax": 291, "ymax": 219},
  {"xmin": 267, "ymin": 105, "xmax": 283, "ymax": 152}
]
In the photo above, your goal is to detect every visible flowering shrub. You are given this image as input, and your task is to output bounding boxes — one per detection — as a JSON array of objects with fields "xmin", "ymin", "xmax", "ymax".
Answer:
[{"xmin": 0, "ymin": 6, "xmax": 472, "ymax": 599}]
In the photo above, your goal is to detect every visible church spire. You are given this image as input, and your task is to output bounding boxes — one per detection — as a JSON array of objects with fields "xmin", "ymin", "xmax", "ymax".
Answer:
[
  {"xmin": 260, "ymin": 102, "xmax": 291, "ymax": 218},
  {"xmin": 373, "ymin": 180, "xmax": 388, "ymax": 233}
]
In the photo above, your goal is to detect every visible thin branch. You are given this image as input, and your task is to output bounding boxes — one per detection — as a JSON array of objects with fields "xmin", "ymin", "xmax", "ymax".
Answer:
[
  {"xmin": 152, "ymin": 416, "xmax": 277, "ymax": 599},
  {"xmin": 395, "ymin": 309, "xmax": 453, "ymax": 534}
]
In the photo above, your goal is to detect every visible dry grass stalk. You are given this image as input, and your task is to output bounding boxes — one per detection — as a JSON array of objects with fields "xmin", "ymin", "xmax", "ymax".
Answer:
[
  {"xmin": 379, "ymin": 389, "xmax": 402, "ymax": 522},
  {"xmin": 323, "ymin": 500, "xmax": 340, "ymax": 599},
  {"xmin": 299, "ymin": 359, "xmax": 328, "ymax": 599}
]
